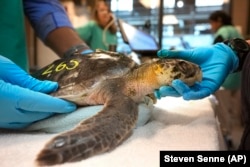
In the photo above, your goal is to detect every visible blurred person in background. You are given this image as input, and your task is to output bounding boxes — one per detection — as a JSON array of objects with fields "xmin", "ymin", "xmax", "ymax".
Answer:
[
  {"xmin": 209, "ymin": 10, "xmax": 243, "ymax": 44},
  {"xmin": 76, "ymin": 0, "xmax": 117, "ymax": 51}
]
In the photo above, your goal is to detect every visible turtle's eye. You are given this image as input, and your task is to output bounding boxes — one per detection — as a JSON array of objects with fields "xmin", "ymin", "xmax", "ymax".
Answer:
[{"xmin": 176, "ymin": 61, "xmax": 197, "ymax": 78}]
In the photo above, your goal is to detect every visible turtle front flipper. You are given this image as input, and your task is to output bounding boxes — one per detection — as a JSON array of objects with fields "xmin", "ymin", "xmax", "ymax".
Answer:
[{"xmin": 36, "ymin": 95, "xmax": 138, "ymax": 166}]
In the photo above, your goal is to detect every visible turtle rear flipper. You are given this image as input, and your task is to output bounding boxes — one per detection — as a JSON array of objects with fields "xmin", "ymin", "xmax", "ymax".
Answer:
[{"xmin": 36, "ymin": 94, "xmax": 138, "ymax": 166}]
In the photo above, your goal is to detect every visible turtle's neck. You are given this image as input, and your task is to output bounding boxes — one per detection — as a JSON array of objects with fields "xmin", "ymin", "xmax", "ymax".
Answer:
[{"xmin": 122, "ymin": 63, "xmax": 160, "ymax": 102}]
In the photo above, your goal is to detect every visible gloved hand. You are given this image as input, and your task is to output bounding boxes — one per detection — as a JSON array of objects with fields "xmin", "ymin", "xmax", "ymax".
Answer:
[
  {"xmin": 0, "ymin": 56, "xmax": 76, "ymax": 129},
  {"xmin": 81, "ymin": 49, "xmax": 93, "ymax": 55},
  {"xmin": 154, "ymin": 43, "xmax": 239, "ymax": 100}
]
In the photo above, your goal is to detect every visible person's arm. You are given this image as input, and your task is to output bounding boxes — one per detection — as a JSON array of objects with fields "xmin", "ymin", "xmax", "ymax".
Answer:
[
  {"xmin": 155, "ymin": 38, "xmax": 250, "ymax": 100},
  {"xmin": 155, "ymin": 41, "xmax": 243, "ymax": 100},
  {"xmin": 23, "ymin": 0, "xmax": 90, "ymax": 57},
  {"xmin": 45, "ymin": 27, "xmax": 89, "ymax": 57}
]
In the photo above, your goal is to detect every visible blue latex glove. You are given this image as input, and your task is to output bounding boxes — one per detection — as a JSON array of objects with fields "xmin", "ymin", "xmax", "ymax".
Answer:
[
  {"xmin": 154, "ymin": 43, "xmax": 239, "ymax": 100},
  {"xmin": 0, "ymin": 56, "xmax": 76, "ymax": 129},
  {"xmin": 81, "ymin": 49, "xmax": 94, "ymax": 55}
]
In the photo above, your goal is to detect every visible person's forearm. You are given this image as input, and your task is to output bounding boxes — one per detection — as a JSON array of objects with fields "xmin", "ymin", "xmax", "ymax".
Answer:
[
  {"xmin": 45, "ymin": 27, "xmax": 89, "ymax": 57},
  {"xmin": 24, "ymin": 0, "xmax": 90, "ymax": 57}
]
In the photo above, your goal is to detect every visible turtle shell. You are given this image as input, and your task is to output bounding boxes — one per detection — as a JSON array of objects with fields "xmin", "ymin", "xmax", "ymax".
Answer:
[{"xmin": 33, "ymin": 50, "xmax": 138, "ymax": 101}]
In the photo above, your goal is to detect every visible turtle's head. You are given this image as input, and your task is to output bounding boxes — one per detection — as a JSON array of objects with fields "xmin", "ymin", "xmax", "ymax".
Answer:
[{"xmin": 153, "ymin": 59, "xmax": 202, "ymax": 86}]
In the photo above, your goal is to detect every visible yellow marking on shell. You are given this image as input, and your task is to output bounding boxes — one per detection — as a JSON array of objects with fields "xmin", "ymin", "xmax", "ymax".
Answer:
[
  {"xmin": 41, "ymin": 59, "xmax": 80, "ymax": 76},
  {"xmin": 42, "ymin": 64, "xmax": 54, "ymax": 76}
]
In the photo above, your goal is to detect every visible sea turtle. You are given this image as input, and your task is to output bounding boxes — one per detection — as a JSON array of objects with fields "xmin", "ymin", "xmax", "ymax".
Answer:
[{"xmin": 33, "ymin": 49, "xmax": 202, "ymax": 166}]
